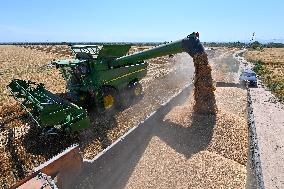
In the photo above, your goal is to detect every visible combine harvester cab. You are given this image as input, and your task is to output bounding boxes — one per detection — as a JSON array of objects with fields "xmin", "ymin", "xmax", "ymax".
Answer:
[{"xmin": 7, "ymin": 79, "xmax": 90, "ymax": 134}]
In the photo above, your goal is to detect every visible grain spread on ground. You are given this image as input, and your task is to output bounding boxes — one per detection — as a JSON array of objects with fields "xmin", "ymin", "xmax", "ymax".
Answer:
[
  {"xmin": 125, "ymin": 49, "xmax": 248, "ymax": 188},
  {"xmin": 125, "ymin": 87, "xmax": 248, "ymax": 189},
  {"xmin": 0, "ymin": 46, "xmax": 248, "ymax": 188}
]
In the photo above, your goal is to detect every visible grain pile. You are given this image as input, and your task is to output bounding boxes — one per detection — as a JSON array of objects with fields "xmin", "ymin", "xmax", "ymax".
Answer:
[
  {"xmin": 125, "ymin": 138, "xmax": 246, "ymax": 189},
  {"xmin": 125, "ymin": 49, "xmax": 248, "ymax": 189},
  {"xmin": 125, "ymin": 86, "xmax": 248, "ymax": 188}
]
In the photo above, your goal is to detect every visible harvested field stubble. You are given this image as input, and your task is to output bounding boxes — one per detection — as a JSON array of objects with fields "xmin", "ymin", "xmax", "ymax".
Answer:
[
  {"xmin": 21, "ymin": 45, "xmax": 73, "ymax": 57},
  {"xmin": 0, "ymin": 45, "xmax": 66, "ymax": 107},
  {"xmin": 245, "ymin": 48, "xmax": 284, "ymax": 101},
  {"xmin": 211, "ymin": 48, "xmax": 240, "ymax": 83},
  {"xmin": 0, "ymin": 45, "xmax": 70, "ymax": 188}
]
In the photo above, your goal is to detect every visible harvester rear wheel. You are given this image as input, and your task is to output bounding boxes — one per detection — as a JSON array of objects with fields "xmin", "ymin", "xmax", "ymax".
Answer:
[
  {"xmin": 102, "ymin": 87, "xmax": 119, "ymax": 113},
  {"xmin": 119, "ymin": 82, "xmax": 143, "ymax": 109},
  {"xmin": 132, "ymin": 82, "xmax": 143, "ymax": 97}
]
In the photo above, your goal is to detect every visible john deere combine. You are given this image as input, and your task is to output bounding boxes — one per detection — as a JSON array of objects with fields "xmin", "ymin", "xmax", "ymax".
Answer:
[{"xmin": 7, "ymin": 32, "xmax": 204, "ymax": 134}]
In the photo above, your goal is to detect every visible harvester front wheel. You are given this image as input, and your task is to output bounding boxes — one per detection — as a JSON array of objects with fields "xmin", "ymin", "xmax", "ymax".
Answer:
[{"xmin": 102, "ymin": 87, "xmax": 119, "ymax": 113}]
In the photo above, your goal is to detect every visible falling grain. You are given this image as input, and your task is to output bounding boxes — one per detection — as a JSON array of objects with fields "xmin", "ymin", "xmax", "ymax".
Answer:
[{"xmin": 192, "ymin": 52, "xmax": 217, "ymax": 115}]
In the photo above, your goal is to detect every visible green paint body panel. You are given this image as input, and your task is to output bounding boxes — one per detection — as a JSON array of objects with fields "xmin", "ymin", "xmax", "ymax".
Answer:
[
  {"xmin": 112, "ymin": 40, "xmax": 183, "ymax": 67},
  {"xmin": 96, "ymin": 62, "xmax": 148, "ymax": 90},
  {"xmin": 7, "ymin": 79, "xmax": 91, "ymax": 133},
  {"xmin": 7, "ymin": 33, "xmax": 204, "ymax": 133}
]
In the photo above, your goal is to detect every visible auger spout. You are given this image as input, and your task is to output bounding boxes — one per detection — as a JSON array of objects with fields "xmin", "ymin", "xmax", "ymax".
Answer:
[{"xmin": 111, "ymin": 32, "xmax": 204, "ymax": 67}]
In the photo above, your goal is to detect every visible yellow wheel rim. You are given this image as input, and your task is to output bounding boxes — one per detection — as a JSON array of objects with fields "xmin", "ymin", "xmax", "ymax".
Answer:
[
  {"xmin": 103, "ymin": 94, "xmax": 114, "ymax": 109},
  {"xmin": 134, "ymin": 86, "xmax": 142, "ymax": 96}
]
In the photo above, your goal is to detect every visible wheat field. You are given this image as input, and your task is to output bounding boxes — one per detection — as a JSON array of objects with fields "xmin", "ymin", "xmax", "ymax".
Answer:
[{"xmin": 245, "ymin": 48, "xmax": 284, "ymax": 101}]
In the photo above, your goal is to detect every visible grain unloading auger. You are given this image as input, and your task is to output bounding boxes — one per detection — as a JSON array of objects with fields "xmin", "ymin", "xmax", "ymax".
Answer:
[{"xmin": 7, "ymin": 32, "xmax": 205, "ymax": 134}]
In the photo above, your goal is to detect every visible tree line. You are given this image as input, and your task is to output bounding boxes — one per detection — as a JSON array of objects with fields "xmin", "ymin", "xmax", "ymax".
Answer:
[{"xmin": 203, "ymin": 41, "xmax": 284, "ymax": 48}]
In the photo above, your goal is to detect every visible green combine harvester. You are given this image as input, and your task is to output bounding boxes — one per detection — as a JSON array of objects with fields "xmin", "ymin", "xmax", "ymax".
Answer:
[{"xmin": 7, "ymin": 32, "xmax": 205, "ymax": 134}]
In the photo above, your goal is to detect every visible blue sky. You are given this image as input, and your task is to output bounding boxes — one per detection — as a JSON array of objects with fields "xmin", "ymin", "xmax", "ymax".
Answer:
[{"xmin": 0, "ymin": 0, "xmax": 283, "ymax": 42}]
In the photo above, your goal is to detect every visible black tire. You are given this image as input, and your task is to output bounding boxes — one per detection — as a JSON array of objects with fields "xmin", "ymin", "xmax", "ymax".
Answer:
[
  {"xmin": 119, "ymin": 82, "xmax": 143, "ymax": 109},
  {"xmin": 101, "ymin": 87, "xmax": 120, "ymax": 113},
  {"xmin": 249, "ymin": 81, "xmax": 257, "ymax": 88},
  {"xmin": 119, "ymin": 90, "xmax": 132, "ymax": 109}
]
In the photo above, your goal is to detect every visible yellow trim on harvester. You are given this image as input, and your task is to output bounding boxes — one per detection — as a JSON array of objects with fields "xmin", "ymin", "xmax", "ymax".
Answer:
[{"xmin": 103, "ymin": 68, "xmax": 146, "ymax": 84}]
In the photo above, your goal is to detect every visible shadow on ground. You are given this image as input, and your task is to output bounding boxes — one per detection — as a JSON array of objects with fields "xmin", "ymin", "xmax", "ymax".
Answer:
[
  {"xmin": 154, "ymin": 113, "xmax": 215, "ymax": 159},
  {"xmin": 21, "ymin": 95, "xmax": 144, "ymax": 159},
  {"xmin": 22, "ymin": 112, "xmax": 118, "ymax": 159},
  {"xmin": 6, "ymin": 129, "xmax": 26, "ymax": 180},
  {"xmin": 216, "ymin": 81, "xmax": 244, "ymax": 88},
  {"xmin": 72, "ymin": 84, "xmax": 217, "ymax": 189}
]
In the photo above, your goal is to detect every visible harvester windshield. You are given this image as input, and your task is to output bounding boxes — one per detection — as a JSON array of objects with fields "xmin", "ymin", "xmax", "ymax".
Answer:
[
  {"xmin": 70, "ymin": 45, "xmax": 101, "ymax": 60},
  {"xmin": 60, "ymin": 63, "xmax": 90, "ymax": 88}
]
